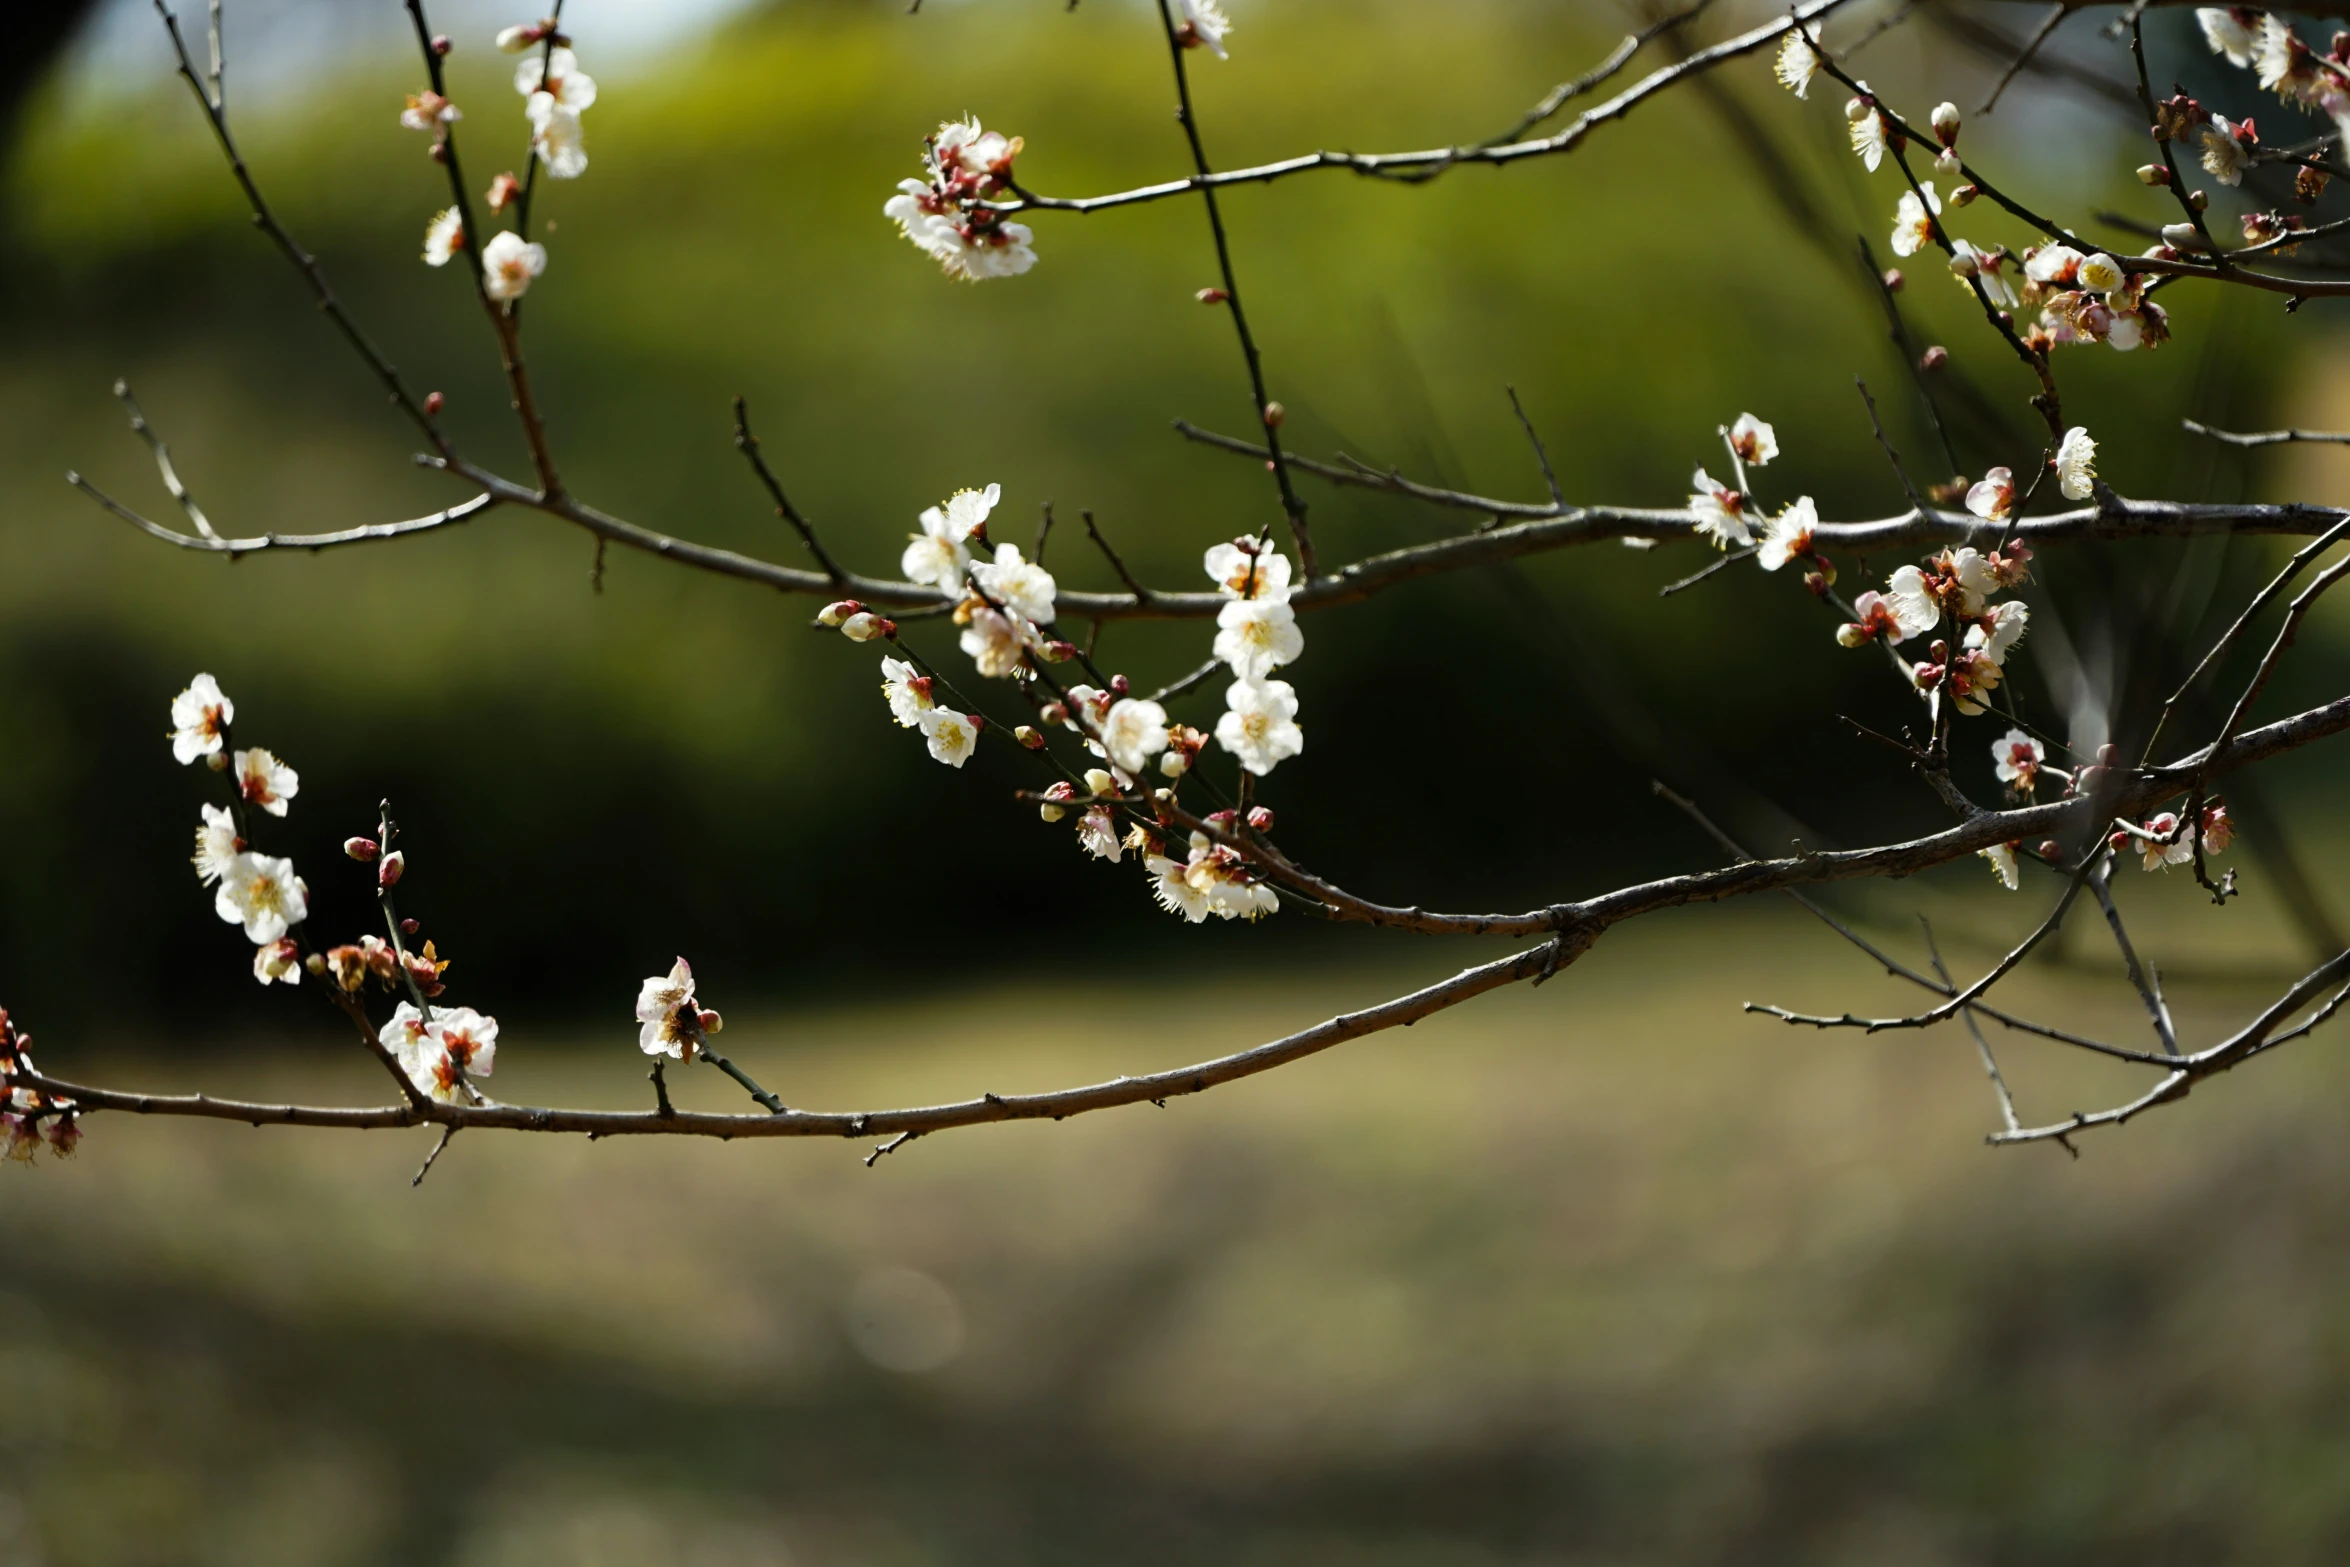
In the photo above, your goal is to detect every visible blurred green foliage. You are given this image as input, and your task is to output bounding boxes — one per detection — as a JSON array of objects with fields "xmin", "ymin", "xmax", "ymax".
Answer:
[{"xmin": 0, "ymin": 0, "xmax": 2327, "ymax": 1031}]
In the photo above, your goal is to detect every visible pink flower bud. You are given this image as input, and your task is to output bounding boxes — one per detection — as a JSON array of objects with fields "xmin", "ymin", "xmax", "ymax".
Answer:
[
  {"xmin": 1247, "ymin": 806, "xmax": 1275, "ymax": 831},
  {"xmin": 841, "ymin": 612, "xmax": 884, "ymax": 642},
  {"xmin": 1206, "ymin": 809, "xmax": 1238, "ymax": 829},
  {"xmin": 1950, "ymin": 184, "xmax": 1980, "ymax": 207},
  {"xmin": 1040, "ymin": 640, "xmax": 1078, "ymax": 664},
  {"xmin": 1262, "ymin": 402, "xmax": 1286, "ymax": 428},
  {"xmin": 1014, "ymin": 725, "xmax": 1045, "ymax": 750},
  {"xmin": 1919, "ymin": 345, "xmax": 1949, "ymax": 372},
  {"xmin": 818, "ymin": 600, "xmax": 862, "ymax": 628},
  {"xmin": 697, "ymin": 1008, "xmax": 724, "ymax": 1036},
  {"xmin": 206, "ymin": 751, "xmax": 230, "ymax": 773},
  {"xmin": 378, "ymin": 851, "xmax": 406, "ymax": 888},
  {"xmin": 1882, "ymin": 268, "xmax": 1904, "ymax": 292},
  {"xmin": 1110, "ymin": 674, "xmax": 1131, "ymax": 696},
  {"xmin": 431, "ymin": 32, "xmax": 453, "ymax": 54},
  {"xmin": 1197, "ymin": 287, "xmax": 1229, "ymax": 304},
  {"xmin": 2037, "ymin": 840, "xmax": 2065, "ymax": 862},
  {"xmin": 2137, "ymin": 163, "xmax": 2171, "ymax": 186},
  {"xmin": 424, "ymin": 390, "xmax": 445, "ymax": 416},
  {"xmin": 400, "ymin": 918, "xmax": 419, "ymax": 935},
  {"xmin": 1043, "ymin": 781, "xmax": 1079, "ymax": 804},
  {"xmin": 1930, "ymin": 101, "xmax": 1961, "ymax": 147},
  {"xmin": 1041, "ymin": 701, "xmax": 1069, "ymax": 726},
  {"xmin": 344, "ymin": 837, "xmax": 380, "ymax": 862}
]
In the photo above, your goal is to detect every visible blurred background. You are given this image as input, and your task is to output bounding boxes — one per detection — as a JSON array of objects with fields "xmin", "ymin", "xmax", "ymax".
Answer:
[{"xmin": 4, "ymin": 0, "xmax": 2350, "ymax": 1559}]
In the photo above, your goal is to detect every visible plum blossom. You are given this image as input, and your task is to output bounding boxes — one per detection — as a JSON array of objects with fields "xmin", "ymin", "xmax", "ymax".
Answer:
[
  {"xmin": 1215, "ymin": 677, "xmax": 1304, "ymax": 777},
  {"xmin": 2055, "ymin": 426, "xmax": 2098, "ymax": 501},
  {"xmin": 880, "ymin": 656, "xmax": 935, "ymax": 728},
  {"xmin": 1204, "ymin": 540, "xmax": 1292, "ymax": 601},
  {"xmin": 2256, "ymin": 16, "xmax": 2313, "ymax": 100},
  {"xmin": 517, "ymin": 46, "xmax": 595, "ymax": 180},
  {"xmin": 1968, "ymin": 600, "xmax": 2030, "ymax": 666},
  {"xmin": 1992, "ymin": 727, "xmax": 2045, "ymax": 795},
  {"xmin": 1146, "ymin": 833, "xmax": 1277, "ymax": 923},
  {"xmin": 2201, "ymin": 801, "xmax": 2237, "ymax": 852},
  {"xmin": 496, "ymin": 20, "xmax": 554, "ymax": 52},
  {"xmin": 1950, "ymin": 241, "xmax": 2017, "ymax": 309},
  {"xmin": 253, "ymin": 937, "xmax": 301, "ymax": 987},
  {"xmin": 1886, "ymin": 565, "xmax": 1943, "ymax": 630},
  {"xmin": 400, "ymin": 91, "xmax": 460, "ymax": 135},
  {"xmin": 1100, "ymin": 697, "xmax": 1170, "ymax": 776},
  {"xmin": 1687, "ymin": 468, "xmax": 1753, "ymax": 549},
  {"xmin": 2024, "ymin": 244, "xmax": 2084, "ymax": 287},
  {"xmin": 381, "ymin": 1001, "xmax": 434, "ymax": 1068},
  {"xmin": 1175, "ymin": 0, "xmax": 1232, "ymax": 57},
  {"xmin": 422, "ymin": 207, "xmax": 464, "ymax": 267},
  {"xmin": 921, "ymin": 706, "xmax": 979, "ymax": 768},
  {"xmin": 2198, "ymin": 114, "xmax": 2254, "ymax": 186},
  {"xmin": 903, "ymin": 485, "xmax": 997, "ymax": 589},
  {"xmin": 481, "ymin": 230, "xmax": 547, "ymax": 302},
  {"xmin": 1148, "ymin": 851, "xmax": 1215, "ymax": 922},
  {"xmin": 2199, "ymin": 8, "xmax": 2259, "ymax": 69},
  {"xmin": 214, "ymin": 852, "xmax": 307, "ymax": 944},
  {"xmin": 1728, "ymin": 413, "xmax": 1778, "ymax": 467},
  {"xmin": 1965, "ymin": 466, "xmax": 2015, "ymax": 522},
  {"xmin": 1756, "ymin": 497, "xmax": 1818, "ymax": 572},
  {"xmin": 193, "ymin": 804, "xmax": 241, "ymax": 885},
  {"xmin": 636, "ymin": 957, "xmax": 720, "ymax": 1062},
  {"xmin": 234, "ymin": 747, "xmax": 298, "ymax": 817},
  {"xmin": 1848, "ymin": 90, "xmax": 1889, "ymax": 171},
  {"xmin": 958, "ymin": 604, "xmax": 1031, "ymax": 678},
  {"xmin": 1077, "ymin": 805, "xmax": 1122, "ymax": 861},
  {"xmin": 970, "ymin": 543, "xmax": 1057, "ymax": 624},
  {"xmin": 2076, "ymin": 253, "xmax": 2126, "ymax": 294},
  {"xmin": 1890, "ymin": 183, "xmax": 1941, "ymax": 257},
  {"xmin": 885, "ymin": 119, "xmax": 1038, "ymax": 281},
  {"xmin": 1980, "ymin": 841, "xmax": 2021, "ymax": 890},
  {"xmin": 170, "ymin": 673, "xmax": 234, "ymax": 764},
  {"xmin": 1838, "ymin": 588, "xmax": 1937, "ymax": 647},
  {"xmin": 1774, "ymin": 24, "xmax": 1823, "ymax": 98},
  {"xmin": 2131, "ymin": 812, "xmax": 2198, "ymax": 872},
  {"xmin": 1214, "ymin": 596, "xmax": 1305, "ymax": 679},
  {"xmin": 414, "ymin": 1007, "xmax": 499, "ymax": 1102}
]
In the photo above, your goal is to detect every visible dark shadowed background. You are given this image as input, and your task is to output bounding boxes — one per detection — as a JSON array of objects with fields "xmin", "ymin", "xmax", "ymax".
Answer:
[{"xmin": 4, "ymin": 1, "xmax": 2350, "ymax": 1561}]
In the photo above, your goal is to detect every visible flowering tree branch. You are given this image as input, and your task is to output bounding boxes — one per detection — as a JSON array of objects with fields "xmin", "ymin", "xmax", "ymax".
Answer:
[{"xmin": 19, "ymin": 1, "xmax": 2350, "ymax": 1172}]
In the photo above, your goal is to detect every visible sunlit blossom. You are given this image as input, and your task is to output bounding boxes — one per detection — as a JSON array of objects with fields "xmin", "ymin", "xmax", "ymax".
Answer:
[
  {"xmin": 1215, "ymin": 677, "xmax": 1304, "ymax": 777},
  {"xmin": 214, "ymin": 852, "xmax": 307, "ymax": 944},
  {"xmin": 170, "ymin": 672, "xmax": 234, "ymax": 764}
]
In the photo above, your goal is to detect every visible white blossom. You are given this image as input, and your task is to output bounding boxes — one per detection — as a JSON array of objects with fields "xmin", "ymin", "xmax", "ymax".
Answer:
[
  {"xmin": 1687, "ymin": 467, "xmax": 1753, "ymax": 549},
  {"xmin": 883, "ymin": 182, "xmax": 1038, "ymax": 281},
  {"xmin": 903, "ymin": 485, "xmax": 996, "ymax": 588},
  {"xmin": 1077, "ymin": 805, "xmax": 1122, "ymax": 861},
  {"xmin": 2135, "ymin": 812, "xmax": 2199, "ymax": 872},
  {"xmin": 481, "ymin": 230, "xmax": 547, "ymax": 302},
  {"xmin": 422, "ymin": 207, "xmax": 464, "ymax": 267},
  {"xmin": 414, "ymin": 1006, "xmax": 499, "ymax": 1102},
  {"xmin": 1885, "ymin": 566, "xmax": 1944, "ymax": 635},
  {"xmin": 880, "ymin": 656, "xmax": 934, "ymax": 728},
  {"xmin": 1980, "ymin": 842, "xmax": 2021, "ymax": 890},
  {"xmin": 1204, "ymin": 541, "xmax": 1292, "ymax": 601},
  {"xmin": 970, "ymin": 542, "xmax": 1057, "ymax": 624},
  {"xmin": 2199, "ymin": 8, "xmax": 2258, "ymax": 68},
  {"xmin": 1992, "ymin": 727, "xmax": 2045, "ymax": 792},
  {"xmin": 1147, "ymin": 853, "xmax": 1213, "ymax": 923},
  {"xmin": 2256, "ymin": 17, "xmax": 2303, "ymax": 97},
  {"xmin": 1952, "ymin": 242, "xmax": 2019, "ymax": 309},
  {"xmin": 381, "ymin": 1002, "xmax": 435, "ymax": 1073},
  {"xmin": 234, "ymin": 747, "xmax": 298, "ymax": 817},
  {"xmin": 2076, "ymin": 252, "xmax": 2126, "ymax": 294},
  {"xmin": 2056, "ymin": 426, "xmax": 2098, "ymax": 501},
  {"xmin": 527, "ymin": 98, "xmax": 588, "ymax": 180},
  {"xmin": 958, "ymin": 605, "xmax": 1030, "ymax": 678},
  {"xmin": 2024, "ymin": 244, "xmax": 2084, "ymax": 285},
  {"xmin": 1938, "ymin": 547, "xmax": 1998, "ymax": 618},
  {"xmin": 1176, "ymin": 0, "xmax": 1233, "ymax": 58},
  {"xmin": 1100, "ymin": 697, "xmax": 1170, "ymax": 777},
  {"xmin": 1965, "ymin": 466, "xmax": 2015, "ymax": 522},
  {"xmin": 1213, "ymin": 596, "xmax": 1305, "ymax": 679},
  {"xmin": 192, "ymin": 804, "xmax": 241, "ymax": 886},
  {"xmin": 635, "ymin": 957, "xmax": 717, "ymax": 1062},
  {"xmin": 1849, "ymin": 91, "xmax": 1889, "ymax": 171},
  {"xmin": 1967, "ymin": 599, "xmax": 2030, "ymax": 665},
  {"xmin": 1756, "ymin": 496, "xmax": 1818, "ymax": 572},
  {"xmin": 2198, "ymin": 116, "xmax": 2251, "ymax": 186},
  {"xmin": 1774, "ymin": 25, "xmax": 1823, "ymax": 98},
  {"xmin": 1890, "ymin": 183, "xmax": 1941, "ymax": 258},
  {"xmin": 170, "ymin": 673, "xmax": 234, "ymax": 764},
  {"xmin": 1728, "ymin": 413, "xmax": 1778, "ymax": 467},
  {"xmin": 921, "ymin": 706, "xmax": 979, "ymax": 768},
  {"xmin": 253, "ymin": 937, "xmax": 301, "ymax": 986},
  {"xmin": 1215, "ymin": 677, "xmax": 1304, "ymax": 777},
  {"xmin": 514, "ymin": 46, "xmax": 596, "ymax": 112},
  {"xmin": 214, "ymin": 852, "xmax": 308, "ymax": 944}
]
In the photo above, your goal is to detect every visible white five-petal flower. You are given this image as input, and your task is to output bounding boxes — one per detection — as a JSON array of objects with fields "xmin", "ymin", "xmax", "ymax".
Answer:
[
  {"xmin": 2199, "ymin": 7, "xmax": 2258, "ymax": 68},
  {"xmin": 1176, "ymin": 0, "xmax": 1233, "ymax": 58},
  {"xmin": 234, "ymin": 747, "xmax": 298, "ymax": 817},
  {"xmin": 1213, "ymin": 597, "xmax": 1305, "ymax": 679},
  {"xmin": 635, "ymin": 957, "xmax": 717, "ymax": 1062},
  {"xmin": 1204, "ymin": 541, "xmax": 1293, "ymax": 602},
  {"xmin": 1728, "ymin": 413, "xmax": 1778, "ymax": 467},
  {"xmin": 481, "ymin": 230, "xmax": 547, "ymax": 302},
  {"xmin": 1890, "ymin": 183, "xmax": 1941, "ymax": 258},
  {"xmin": 970, "ymin": 543, "xmax": 1057, "ymax": 624},
  {"xmin": 214, "ymin": 852, "xmax": 308, "ymax": 944},
  {"xmin": 170, "ymin": 673, "xmax": 234, "ymax": 764},
  {"xmin": 880, "ymin": 656, "xmax": 934, "ymax": 728},
  {"xmin": 1756, "ymin": 496, "xmax": 1818, "ymax": 572},
  {"xmin": 1100, "ymin": 697, "xmax": 1170, "ymax": 777},
  {"xmin": 2055, "ymin": 427, "xmax": 2098, "ymax": 501},
  {"xmin": 193, "ymin": 804, "xmax": 241, "ymax": 886},
  {"xmin": 1965, "ymin": 466, "xmax": 2015, "ymax": 522},
  {"xmin": 422, "ymin": 207, "xmax": 464, "ymax": 267},
  {"xmin": 1991, "ymin": 727, "xmax": 2045, "ymax": 792},
  {"xmin": 1215, "ymin": 677, "xmax": 1304, "ymax": 777},
  {"xmin": 921, "ymin": 707, "xmax": 979, "ymax": 768}
]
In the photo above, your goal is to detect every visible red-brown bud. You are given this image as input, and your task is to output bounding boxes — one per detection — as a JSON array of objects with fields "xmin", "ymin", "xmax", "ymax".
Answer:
[
  {"xmin": 1919, "ymin": 345, "xmax": 1949, "ymax": 372},
  {"xmin": 423, "ymin": 391, "xmax": 444, "ymax": 417},
  {"xmin": 1110, "ymin": 674, "xmax": 1131, "ymax": 695},
  {"xmin": 1196, "ymin": 287, "xmax": 1229, "ymax": 304},
  {"xmin": 817, "ymin": 599, "xmax": 861, "ymax": 628},
  {"xmin": 1882, "ymin": 268, "xmax": 1905, "ymax": 293},
  {"xmin": 378, "ymin": 851, "xmax": 406, "ymax": 888},
  {"xmin": 400, "ymin": 918, "xmax": 420, "ymax": 935},
  {"xmin": 431, "ymin": 33, "xmax": 453, "ymax": 54},
  {"xmin": 344, "ymin": 837, "xmax": 380, "ymax": 862},
  {"xmin": 1246, "ymin": 806, "xmax": 1275, "ymax": 832},
  {"xmin": 2036, "ymin": 840, "xmax": 2065, "ymax": 862},
  {"xmin": 1014, "ymin": 725, "xmax": 1045, "ymax": 750}
]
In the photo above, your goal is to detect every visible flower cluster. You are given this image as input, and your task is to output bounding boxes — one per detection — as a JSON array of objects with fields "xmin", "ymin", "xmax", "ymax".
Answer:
[
  {"xmin": 1207, "ymin": 538, "xmax": 1306, "ymax": 776},
  {"xmin": 515, "ymin": 42, "xmax": 595, "ymax": 180},
  {"xmin": 381, "ymin": 1001, "xmax": 498, "ymax": 1104},
  {"xmin": 2013, "ymin": 246, "xmax": 2169, "ymax": 354},
  {"xmin": 2197, "ymin": 11, "xmax": 2350, "ymax": 150},
  {"xmin": 1685, "ymin": 413, "xmax": 1838, "ymax": 588},
  {"xmin": 885, "ymin": 119, "xmax": 1039, "ymax": 281},
  {"xmin": 0, "ymin": 1009, "xmax": 77, "ymax": 1164},
  {"xmin": 1839, "ymin": 542, "xmax": 2035, "ymax": 718},
  {"xmin": 1140, "ymin": 825, "xmax": 1280, "ymax": 923},
  {"xmin": 172, "ymin": 673, "xmax": 314, "ymax": 958},
  {"xmin": 2112, "ymin": 801, "xmax": 2235, "ymax": 874}
]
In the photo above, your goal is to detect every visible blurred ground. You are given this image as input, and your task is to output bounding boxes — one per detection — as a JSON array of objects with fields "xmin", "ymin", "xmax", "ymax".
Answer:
[{"xmin": 9, "ymin": 903, "xmax": 2350, "ymax": 1565}]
